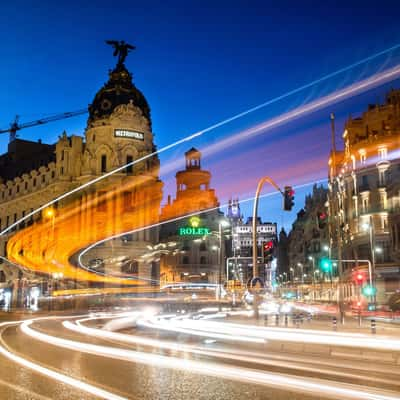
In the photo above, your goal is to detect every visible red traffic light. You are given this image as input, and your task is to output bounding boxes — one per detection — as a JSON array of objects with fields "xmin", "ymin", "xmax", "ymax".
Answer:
[
  {"xmin": 264, "ymin": 241, "xmax": 273, "ymax": 250},
  {"xmin": 355, "ymin": 272, "xmax": 365, "ymax": 285}
]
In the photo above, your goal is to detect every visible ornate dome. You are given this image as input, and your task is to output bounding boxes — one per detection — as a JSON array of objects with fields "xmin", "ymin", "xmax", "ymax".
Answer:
[{"xmin": 88, "ymin": 64, "xmax": 151, "ymax": 126}]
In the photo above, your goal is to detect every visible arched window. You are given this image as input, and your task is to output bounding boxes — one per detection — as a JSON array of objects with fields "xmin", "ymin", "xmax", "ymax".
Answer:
[
  {"xmin": 126, "ymin": 155, "xmax": 133, "ymax": 174},
  {"xmin": 101, "ymin": 155, "xmax": 107, "ymax": 173}
]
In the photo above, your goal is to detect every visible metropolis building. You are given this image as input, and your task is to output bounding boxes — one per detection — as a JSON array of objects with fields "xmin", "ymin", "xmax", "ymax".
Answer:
[
  {"xmin": 328, "ymin": 89, "xmax": 400, "ymax": 303},
  {"xmin": 0, "ymin": 51, "xmax": 163, "ymax": 299}
]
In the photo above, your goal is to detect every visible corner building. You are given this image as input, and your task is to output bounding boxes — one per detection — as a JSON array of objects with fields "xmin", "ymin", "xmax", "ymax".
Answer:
[
  {"xmin": 328, "ymin": 90, "xmax": 400, "ymax": 303},
  {"xmin": 0, "ymin": 60, "xmax": 163, "ymax": 294}
]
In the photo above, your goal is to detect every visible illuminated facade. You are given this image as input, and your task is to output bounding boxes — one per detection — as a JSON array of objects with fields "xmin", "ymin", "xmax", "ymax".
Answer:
[
  {"xmin": 328, "ymin": 89, "xmax": 400, "ymax": 302},
  {"xmin": 286, "ymin": 185, "xmax": 329, "ymax": 283},
  {"xmin": 0, "ymin": 58, "xmax": 163, "ymax": 298},
  {"xmin": 159, "ymin": 148, "xmax": 225, "ymax": 284}
]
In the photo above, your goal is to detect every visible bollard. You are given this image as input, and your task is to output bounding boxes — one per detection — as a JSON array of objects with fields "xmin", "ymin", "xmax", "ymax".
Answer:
[
  {"xmin": 275, "ymin": 314, "xmax": 279, "ymax": 326},
  {"xmin": 284, "ymin": 314, "xmax": 288, "ymax": 326},
  {"xmin": 332, "ymin": 316, "xmax": 337, "ymax": 331},
  {"xmin": 371, "ymin": 319, "xmax": 376, "ymax": 334}
]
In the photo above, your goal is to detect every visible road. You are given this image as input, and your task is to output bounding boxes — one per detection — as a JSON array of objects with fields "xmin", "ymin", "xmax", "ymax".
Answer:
[{"xmin": 0, "ymin": 307, "xmax": 400, "ymax": 400}]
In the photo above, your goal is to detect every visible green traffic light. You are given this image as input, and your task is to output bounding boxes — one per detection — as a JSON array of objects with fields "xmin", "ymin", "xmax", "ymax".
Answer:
[
  {"xmin": 362, "ymin": 285, "xmax": 377, "ymax": 296},
  {"xmin": 320, "ymin": 258, "xmax": 332, "ymax": 272}
]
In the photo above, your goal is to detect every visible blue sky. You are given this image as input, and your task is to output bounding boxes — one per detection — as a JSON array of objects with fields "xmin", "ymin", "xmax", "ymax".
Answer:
[{"xmin": 1, "ymin": 0, "xmax": 400, "ymax": 232}]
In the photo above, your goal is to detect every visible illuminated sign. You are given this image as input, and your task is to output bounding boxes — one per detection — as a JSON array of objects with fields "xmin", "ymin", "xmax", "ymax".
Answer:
[
  {"xmin": 179, "ymin": 227, "xmax": 210, "ymax": 236},
  {"xmin": 114, "ymin": 129, "xmax": 144, "ymax": 140},
  {"xmin": 179, "ymin": 217, "xmax": 210, "ymax": 236},
  {"xmin": 189, "ymin": 216, "xmax": 200, "ymax": 228}
]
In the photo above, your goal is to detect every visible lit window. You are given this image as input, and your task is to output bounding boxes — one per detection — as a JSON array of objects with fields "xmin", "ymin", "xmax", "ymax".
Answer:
[
  {"xmin": 360, "ymin": 153, "xmax": 366, "ymax": 164},
  {"xmin": 378, "ymin": 147, "xmax": 387, "ymax": 159}
]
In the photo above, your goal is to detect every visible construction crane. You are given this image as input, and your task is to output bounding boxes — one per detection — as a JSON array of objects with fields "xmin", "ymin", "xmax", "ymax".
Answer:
[{"xmin": 0, "ymin": 108, "xmax": 88, "ymax": 143}]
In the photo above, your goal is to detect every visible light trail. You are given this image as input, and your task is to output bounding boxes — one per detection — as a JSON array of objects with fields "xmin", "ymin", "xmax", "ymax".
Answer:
[
  {"xmin": 140, "ymin": 313, "xmax": 400, "ymax": 351},
  {"xmin": 77, "ymin": 177, "xmax": 327, "ymax": 272},
  {"xmin": 18, "ymin": 317, "xmax": 400, "ymax": 400},
  {"xmin": 0, "ymin": 318, "xmax": 127, "ymax": 400},
  {"xmin": 1, "ymin": 43, "xmax": 399, "ymax": 238},
  {"xmin": 62, "ymin": 316, "xmax": 400, "ymax": 388}
]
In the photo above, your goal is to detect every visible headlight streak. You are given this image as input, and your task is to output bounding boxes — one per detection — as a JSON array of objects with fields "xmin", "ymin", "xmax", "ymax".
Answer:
[
  {"xmin": 142, "ymin": 314, "xmax": 400, "ymax": 351},
  {"xmin": 10, "ymin": 61, "xmax": 400, "ymax": 279},
  {"xmin": 77, "ymin": 177, "xmax": 327, "ymax": 272},
  {"xmin": 0, "ymin": 317, "xmax": 127, "ymax": 400},
  {"xmin": 63, "ymin": 316, "xmax": 400, "ymax": 388},
  {"xmin": 2, "ymin": 43, "xmax": 399, "ymax": 238},
  {"xmin": 18, "ymin": 317, "xmax": 400, "ymax": 400}
]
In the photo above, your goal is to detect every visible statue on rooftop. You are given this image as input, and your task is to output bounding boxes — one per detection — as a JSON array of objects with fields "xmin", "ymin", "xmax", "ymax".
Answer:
[{"xmin": 105, "ymin": 40, "xmax": 135, "ymax": 67}]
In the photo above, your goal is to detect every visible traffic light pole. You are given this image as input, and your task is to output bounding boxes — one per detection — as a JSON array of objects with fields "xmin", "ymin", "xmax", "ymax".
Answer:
[{"xmin": 251, "ymin": 176, "xmax": 283, "ymax": 319}]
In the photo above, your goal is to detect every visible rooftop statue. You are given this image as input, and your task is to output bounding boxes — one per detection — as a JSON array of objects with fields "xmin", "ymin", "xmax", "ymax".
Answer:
[{"xmin": 105, "ymin": 40, "xmax": 136, "ymax": 67}]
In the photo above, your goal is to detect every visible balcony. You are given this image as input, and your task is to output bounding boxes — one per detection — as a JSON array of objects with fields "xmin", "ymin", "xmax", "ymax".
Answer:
[
  {"xmin": 359, "ymin": 205, "xmax": 388, "ymax": 216},
  {"xmin": 358, "ymin": 184, "xmax": 370, "ymax": 192},
  {"xmin": 376, "ymin": 180, "xmax": 387, "ymax": 189}
]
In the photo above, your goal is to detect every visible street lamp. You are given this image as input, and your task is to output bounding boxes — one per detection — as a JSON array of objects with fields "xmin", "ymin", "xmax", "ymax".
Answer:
[
  {"xmin": 297, "ymin": 263, "xmax": 304, "ymax": 283},
  {"xmin": 218, "ymin": 220, "xmax": 230, "ymax": 307}
]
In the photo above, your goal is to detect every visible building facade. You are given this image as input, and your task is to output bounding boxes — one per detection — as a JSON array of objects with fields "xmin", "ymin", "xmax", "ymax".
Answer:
[
  {"xmin": 328, "ymin": 90, "xmax": 400, "ymax": 303},
  {"xmin": 0, "ymin": 54, "xmax": 163, "ymax": 300},
  {"xmin": 286, "ymin": 185, "xmax": 329, "ymax": 283},
  {"xmin": 226, "ymin": 202, "xmax": 277, "ymax": 284},
  {"xmin": 159, "ymin": 148, "xmax": 225, "ymax": 285}
]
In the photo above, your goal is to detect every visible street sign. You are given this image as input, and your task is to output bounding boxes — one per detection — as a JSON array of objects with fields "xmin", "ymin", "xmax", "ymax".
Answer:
[{"xmin": 247, "ymin": 277, "xmax": 265, "ymax": 294}]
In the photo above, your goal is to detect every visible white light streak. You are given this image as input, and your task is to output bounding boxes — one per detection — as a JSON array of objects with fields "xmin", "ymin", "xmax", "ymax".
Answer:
[
  {"xmin": 2, "ymin": 43, "xmax": 400, "ymax": 238},
  {"xmin": 19, "ymin": 317, "xmax": 400, "ymax": 400},
  {"xmin": 0, "ymin": 319, "xmax": 126, "ymax": 400}
]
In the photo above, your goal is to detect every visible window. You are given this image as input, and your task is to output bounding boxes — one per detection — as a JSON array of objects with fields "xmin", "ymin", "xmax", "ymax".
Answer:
[
  {"xmin": 126, "ymin": 155, "xmax": 133, "ymax": 174},
  {"xmin": 362, "ymin": 175, "xmax": 368, "ymax": 186},
  {"xmin": 24, "ymin": 182, "xmax": 28, "ymax": 190},
  {"xmin": 200, "ymin": 242, "xmax": 207, "ymax": 251},
  {"xmin": 33, "ymin": 178, "xmax": 36, "ymax": 186},
  {"xmin": 362, "ymin": 197, "xmax": 369, "ymax": 213},
  {"xmin": 51, "ymin": 171, "xmax": 55, "ymax": 179},
  {"xmin": 360, "ymin": 153, "xmax": 366, "ymax": 164},
  {"xmin": 378, "ymin": 147, "xmax": 387, "ymax": 159},
  {"xmin": 101, "ymin": 155, "xmax": 107, "ymax": 173},
  {"xmin": 378, "ymin": 169, "xmax": 386, "ymax": 186},
  {"xmin": 200, "ymin": 256, "xmax": 207, "ymax": 264},
  {"xmin": 42, "ymin": 175, "xmax": 45, "ymax": 183},
  {"xmin": 16, "ymin": 185, "xmax": 19, "ymax": 193},
  {"xmin": 182, "ymin": 256, "xmax": 189, "ymax": 264}
]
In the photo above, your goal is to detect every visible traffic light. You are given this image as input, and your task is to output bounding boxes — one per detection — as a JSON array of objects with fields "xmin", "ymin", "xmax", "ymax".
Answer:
[
  {"xmin": 317, "ymin": 211, "xmax": 327, "ymax": 229},
  {"xmin": 320, "ymin": 258, "xmax": 332, "ymax": 272},
  {"xmin": 263, "ymin": 240, "xmax": 274, "ymax": 263},
  {"xmin": 355, "ymin": 272, "xmax": 365, "ymax": 286},
  {"xmin": 283, "ymin": 186, "xmax": 295, "ymax": 211},
  {"xmin": 362, "ymin": 285, "xmax": 377, "ymax": 297}
]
